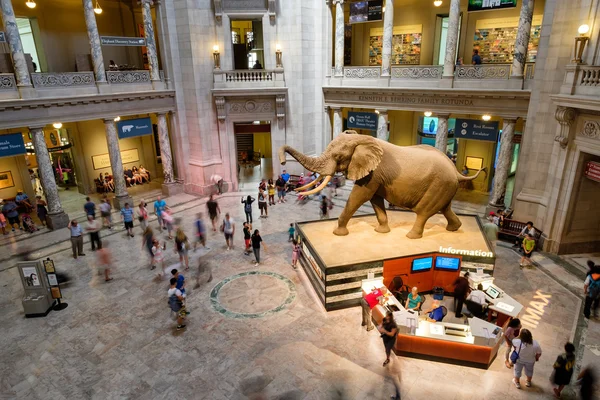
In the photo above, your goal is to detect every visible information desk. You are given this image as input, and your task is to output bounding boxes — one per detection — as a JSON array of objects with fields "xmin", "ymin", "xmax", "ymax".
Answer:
[
  {"xmin": 363, "ymin": 278, "xmax": 503, "ymax": 368},
  {"xmin": 295, "ymin": 211, "xmax": 496, "ymax": 311}
]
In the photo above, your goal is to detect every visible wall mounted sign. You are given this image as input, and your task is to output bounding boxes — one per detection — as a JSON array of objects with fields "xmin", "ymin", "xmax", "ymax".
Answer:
[
  {"xmin": 0, "ymin": 133, "xmax": 26, "ymax": 158},
  {"xmin": 454, "ymin": 118, "xmax": 499, "ymax": 142},
  {"xmin": 584, "ymin": 161, "xmax": 600, "ymax": 183},
  {"xmin": 100, "ymin": 36, "xmax": 146, "ymax": 46},
  {"xmin": 0, "ymin": 32, "xmax": 5, "ymax": 43},
  {"xmin": 0, "ymin": 171, "xmax": 15, "ymax": 190},
  {"xmin": 465, "ymin": 156, "xmax": 484, "ymax": 170},
  {"xmin": 468, "ymin": 0, "xmax": 517, "ymax": 12},
  {"xmin": 92, "ymin": 148, "xmax": 140, "ymax": 170},
  {"xmin": 439, "ymin": 246, "xmax": 493, "ymax": 258},
  {"xmin": 349, "ymin": 0, "xmax": 383, "ymax": 24},
  {"xmin": 116, "ymin": 117, "xmax": 153, "ymax": 139},
  {"xmin": 347, "ymin": 111, "xmax": 378, "ymax": 131}
]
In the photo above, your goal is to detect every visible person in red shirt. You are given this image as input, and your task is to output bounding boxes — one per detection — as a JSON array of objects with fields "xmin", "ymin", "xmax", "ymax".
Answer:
[{"xmin": 361, "ymin": 287, "xmax": 386, "ymax": 331}]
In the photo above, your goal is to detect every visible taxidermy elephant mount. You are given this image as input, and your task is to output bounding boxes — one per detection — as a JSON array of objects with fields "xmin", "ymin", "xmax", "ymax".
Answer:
[{"xmin": 279, "ymin": 130, "xmax": 485, "ymax": 239}]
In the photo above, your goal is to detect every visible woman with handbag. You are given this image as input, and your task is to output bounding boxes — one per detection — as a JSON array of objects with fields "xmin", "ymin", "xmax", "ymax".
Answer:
[
  {"xmin": 503, "ymin": 318, "xmax": 521, "ymax": 368},
  {"xmin": 174, "ymin": 228, "xmax": 190, "ymax": 270},
  {"xmin": 378, "ymin": 311, "xmax": 398, "ymax": 367},
  {"xmin": 511, "ymin": 329, "xmax": 542, "ymax": 389}
]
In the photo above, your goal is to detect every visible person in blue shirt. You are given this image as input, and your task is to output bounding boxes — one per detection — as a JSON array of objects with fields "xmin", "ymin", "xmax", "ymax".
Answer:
[
  {"xmin": 83, "ymin": 196, "xmax": 95, "ymax": 218},
  {"xmin": 15, "ymin": 190, "xmax": 33, "ymax": 212},
  {"xmin": 154, "ymin": 196, "xmax": 167, "ymax": 230},
  {"xmin": 1, "ymin": 199, "xmax": 21, "ymax": 230},
  {"xmin": 171, "ymin": 269, "xmax": 186, "ymax": 297},
  {"xmin": 281, "ymin": 170, "xmax": 290, "ymax": 184},
  {"xmin": 121, "ymin": 203, "xmax": 135, "ymax": 237},
  {"xmin": 425, "ymin": 300, "xmax": 445, "ymax": 322},
  {"xmin": 67, "ymin": 219, "xmax": 85, "ymax": 259},
  {"xmin": 472, "ymin": 49, "xmax": 482, "ymax": 65}
]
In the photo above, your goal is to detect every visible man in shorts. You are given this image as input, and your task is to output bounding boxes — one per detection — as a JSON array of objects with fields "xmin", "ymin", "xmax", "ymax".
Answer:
[
  {"xmin": 120, "ymin": 203, "xmax": 135, "ymax": 238},
  {"xmin": 222, "ymin": 213, "xmax": 235, "ymax": 250},
  {"xmin": 206, "ymin": 195, "xmax": 220, "ymax": 232},
  {"xmin": 168, "ymin": 278, "xmax": 187, "ymax": 331}
]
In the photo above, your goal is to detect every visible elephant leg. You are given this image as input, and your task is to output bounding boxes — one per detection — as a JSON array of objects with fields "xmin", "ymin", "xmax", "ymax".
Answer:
[
  {"xmin": 442, "ymin": 203, "xmax": 462, "ymax": 232},
  {"xmin": 407, "ymin": 213, "xmax": 432, "ymax": 239},
  {"xmin": 370, "ymin": 195, "xmax": 390, "ymax": 233},
  {"xmin": 334, "ymin": 184, "xmax": 376, "ymax": 236}
]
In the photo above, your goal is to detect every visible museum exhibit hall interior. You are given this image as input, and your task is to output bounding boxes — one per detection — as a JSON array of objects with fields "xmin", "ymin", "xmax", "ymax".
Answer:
[{"xmin": 0, "ymin": 0, "xmax": 599, "ymax": 399}]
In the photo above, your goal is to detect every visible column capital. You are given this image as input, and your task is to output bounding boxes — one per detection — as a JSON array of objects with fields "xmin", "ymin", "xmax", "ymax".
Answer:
[
  {"xmin": 435, "ymin": 113, "xmax": 451, "ymax": 119},
  {"xmin": 331, "ymin": 106, "xmax": 342, "ymax": 112},
  {"xmin": 103, "ymin": 118, "xmax": 117, "ymax": 124},
  {"xmin": 138, "ymin": 0, "xmax": 154, "ymax": 5},
  {"xmin": 28, "ymin": 125, "xmax": 46, "ymax": 130},
  {"xmin": 376, "ymin": 109, "xmax": 388, "ymax": 115},
  {"xmin": 554, "ymin": 106, "xmax": 576, "ymax": 126},
  {"xmin": 324, "ymin": 105, "xmax": 330, "ymax": 112},
  {"xmin": 332, "ymin": 0, "xmax": 344, "ymax": 4},
  {"xmin": 501, "ymin": 117, "xmax": 519, "ymax": 124},
  {"xmin": 156, "ymin": 112, "xmax": 168, "ymax": 117}
]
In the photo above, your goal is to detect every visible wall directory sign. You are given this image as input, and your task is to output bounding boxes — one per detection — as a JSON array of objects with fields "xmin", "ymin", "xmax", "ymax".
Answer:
[
  {"xmin": 454, "ymin": 119, "xmax": 499, "ymax": 142},
  {"xmin": 347, "ymin": 111, "xmax": 378, "ymax": 131},
  {"xmin": 468, "ymin": 0, "xmax": 517, "ymax": 12},
  {"xmin": 349, "ymin": 0, "xmax": 383, "ymax": 24},
  {"xmin": 116, "ymin": 117, "xmax": 153, "ymax": 139},
  {"xmin": 92, "ymin": 148, "xmax": 140, "ymax": 170},
  {"xmin": 100, "ymin": 36, "xmax": 146, "ymax": 46},
  {"xmin": 0, "ymin": 133, "xmax": 26, "ymax": 158}
]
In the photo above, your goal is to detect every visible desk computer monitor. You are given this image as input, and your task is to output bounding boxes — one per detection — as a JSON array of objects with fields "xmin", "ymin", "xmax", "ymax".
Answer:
[
  {"xmin": 435, "ymin": 256, "xmax": 460, "ymax": 271},
  {"xmin": 411, "ymin": 256, "xmax": 433, "ymax": 273},
  {"xmin": 485, "ymin": 285, "xmax": 501, "ymax": 300}
]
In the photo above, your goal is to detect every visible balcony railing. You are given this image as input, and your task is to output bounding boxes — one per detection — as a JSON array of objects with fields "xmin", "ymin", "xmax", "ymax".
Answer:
[
  {"xmin": 31, "ymin": 72, "xmax": 96, "ymax": 87},
  {"xmin": 213, "ymin": 69, "xmax": 285, "ymax": 89},
  {"xmin": 106, "ymin": 70, "xmax": 151, "ymax": 84},
  {"xmin": 344, "ymin": 66, "xmax": 381, "ymax": 79},
  {"xmin": 561, "ymin": 65, "xmax": 600, "ymax": 96},
  {"xmin": 0, "ymin": 73, "xmax": 16, "ymax": 90}
]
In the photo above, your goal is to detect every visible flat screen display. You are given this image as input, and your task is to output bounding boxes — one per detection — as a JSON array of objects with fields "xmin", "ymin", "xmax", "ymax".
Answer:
[
  {"xmin": 421, "ymin": 117, "xmax": 439, "ymax": 135},
  {"xmin": 435, "ymin": 256, "xmax": 460, "ymax": 271},
  {"xmin": 485, "ymin": 285, "xmax": 501, "ymax": 300},
  {"xmin": 411, "ymin": 257, "xmax": 433, "ymax": 272},
  {"xmin": 468, "ymin": 0, "xmax": 516, "ymax": 12},
  {"xmin": 349, "ymin": 0, "xmax": 383, "ymax": 24}
]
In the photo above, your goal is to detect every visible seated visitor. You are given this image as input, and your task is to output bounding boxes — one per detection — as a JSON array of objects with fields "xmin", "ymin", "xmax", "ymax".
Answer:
[
  {"xmin": 138, "ymin": 165, "xmax": 150, "ymax": 182},
  {"xmin": 131, "ymin": 166, "xmax": 143, "ymax": 184},
  {"xmin": 467, "ymin": 284, "xmax": 487, "ymax": 306},
  {"xmin": 514, "ymin": 221, "xmax": 536, "ymax": 248},
  {"xmin": 104, "ymin": 172, "xmax": 114, "ymax": 192},
  {"xmin": 405, "ymin": 287, "xmax": 422, "ymax": 310},
  {"xmin": 124, "ymin": 168, "xmax": 134, "ymax": 186},
  {"xmin": 425, "ymin": 300, "xmax": 444, "ymax": 322}
]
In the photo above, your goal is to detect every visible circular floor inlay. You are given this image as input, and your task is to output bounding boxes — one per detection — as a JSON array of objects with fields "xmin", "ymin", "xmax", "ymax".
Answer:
[{"xmin": 210, "ymin": 271, "xmax": 296, "ymax": 319}]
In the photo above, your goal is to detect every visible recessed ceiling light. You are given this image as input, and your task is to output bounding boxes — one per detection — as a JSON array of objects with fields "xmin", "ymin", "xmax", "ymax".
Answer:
[
  {"xmin": 482, "ymin": 115, "xmax": 492, "ymax": 121},
  {"xmin": 53, "ymin": 122, "xmax": 63, "ymax": 129}
]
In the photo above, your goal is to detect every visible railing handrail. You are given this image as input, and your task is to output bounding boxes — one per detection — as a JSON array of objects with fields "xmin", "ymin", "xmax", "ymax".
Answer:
[
  {"xmin": 455, "ymin": 64, "xmax": 511, "ymax": 80},
  {"xmin": 106, "ymin": 70, "xmax": 151, "ymax": 84},
  {"xmin": 31, "ymin": 71, "xmax": 96, "ymax": 87},
  {"xmin": 0, "ymin": 73, "xmax": 16, "ymax": 90}
]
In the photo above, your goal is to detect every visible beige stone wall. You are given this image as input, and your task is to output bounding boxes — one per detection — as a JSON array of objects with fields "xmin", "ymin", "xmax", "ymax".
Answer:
[{"xmin": 0, "ymin": 156, "xmax": 26, "ymax": 200}]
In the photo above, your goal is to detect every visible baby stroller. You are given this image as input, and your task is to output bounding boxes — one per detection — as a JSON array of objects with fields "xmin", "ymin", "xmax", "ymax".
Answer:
[{"xmin": 21, "ymin": 213, "xmax": 38, "ymax": 233}]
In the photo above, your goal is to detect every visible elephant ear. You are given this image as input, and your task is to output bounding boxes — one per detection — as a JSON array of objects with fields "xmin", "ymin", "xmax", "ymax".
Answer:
[{"xmin": 347, "ymin": 137, "xmax": 384, "ymax": 181}]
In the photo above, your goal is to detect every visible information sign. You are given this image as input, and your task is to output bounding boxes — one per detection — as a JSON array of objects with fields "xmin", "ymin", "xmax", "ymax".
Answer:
[
  {"xmin": 100, "ymin": 36, "xmax": 146, "ymax": 46},
  {"xmin": 347, "ymin": 111, "xmax": 378, "ymax": 131},
  {"xmin": 454, "ymin": 119, "xmax": 499, "ymax": 142}
]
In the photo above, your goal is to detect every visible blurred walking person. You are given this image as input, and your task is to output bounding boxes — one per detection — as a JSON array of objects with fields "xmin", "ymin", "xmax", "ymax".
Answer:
[
  {"xmin": 142, "ymin": 227, "xmax": 155, "ymax": 269},
  {"xmin": 97, "ymin": 242, "xmax": 113, "ymax": 282},
  {"xmin": 174, "ymin": 228, "xmax": 190, "ymax": 270},
  {"xmin": 378, "ymin": 311, "xmax": 398, "ymax": 367},
  {"xmin": 137, "ymin": 201, "xmax": 149, "ymax": 231},
  {"xmin": 193, "ymin": 213, "xmax": 207, "ymax": 250},
  {"xmin": 207, "ymin": 195, "xmax": 220, "ymax": 232},
  {"xmin": 85, "ymin": 215, "xmax": 102, "ymax": 251},
  {"xmin": 99, "ymin": 198, "xmax": 112, "ymax": 229}
]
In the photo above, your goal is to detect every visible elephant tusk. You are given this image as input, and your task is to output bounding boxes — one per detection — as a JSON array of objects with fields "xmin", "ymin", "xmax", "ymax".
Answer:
[
  {"xmin": 299, "ymin": 176, "xmax": 331, "ymax": 196},
  {"xmin": 295, "ymin": 177, "xmax": 323, "ymax": 192}
]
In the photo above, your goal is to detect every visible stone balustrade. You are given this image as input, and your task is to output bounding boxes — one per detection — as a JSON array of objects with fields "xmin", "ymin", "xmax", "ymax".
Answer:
[
  {"xmin": 560, "ymin": 64, "xmax": 600, "ymax": 96},
  {"xmin": 391, "ymin": 65, "xmax": 443, "ymax": 88},
  {"xmin": 343, "ymin": 67, "xmax": 381, "ymax": 79},
  {"xmin": 31, "ymin": 72, "xmax": 96, "ymax": 87},
  {"xmin": 0, "ymin": 73, "xmax": 17, "ymax": 90},
  {"xmin": 106, "ymin": 70, "xmax": 151, "ymax": 84},
  {"xmin": 455, "ymin": 64, "xmax": 511, "ymax": 80},
  {"xmin": 213, "ymin": 69, "xmax": 285, "ymax": 88}
]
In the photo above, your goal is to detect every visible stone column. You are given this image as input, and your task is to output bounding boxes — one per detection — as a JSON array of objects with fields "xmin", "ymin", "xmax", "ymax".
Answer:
[
  {"xmin": 325, "ymin": 0, "xmax": 333, "ymax": 77},
  {"xmin": 333, "ymin": 0, "xmax": 344, "ymax": 77},
  {"xmin": 332, "ymin": 107, "xmax": 343, "ymax": 138},
  {"xmin": 442, "ymin": 0, "xmax": 461, "ymax": 80},
  {"xmin": 435, "ymin": 114, "xmax": 450, "ymax": 153},
  {"xmin": 30, "ymin": 127, "xmax": 70, "ymax": 229},
  {"xmin": 381, "ymin": 0, "xmax": 394, "ymax": 77},
  {"xmin": 489, "ymin": 118, "xmax": 517, "ymax": 207},
  {"xmin": 82, "ymin": 0, "xmax": 107, "ymax": 84},
  {"xmin": 154, "ymin": 0, "xmax": 171, "ymax": 89},
  {"xmin": 0, "ymin": 0, "xmax": 33, "ymax": 92},
  {"xmin": 377, "ymin": 110, "xmax": 389, "ymax": 141},
  {"xmin": 323, "ymin": 106, "xmax": 333, "ymax": 151},
  {"xmin": 103, "ymin": 119, "xmax": 133, "ymax": 209},
  {"xmin": 511, "ymin": 0, "xmax": 535, "ymax": 78},
  {"xmin": 156, "ymin": 112, "xmax": 174, "ymax": 184},
  {"xmin": 140, "ymin": 0, "xmax": 161, "ymax": 84}
]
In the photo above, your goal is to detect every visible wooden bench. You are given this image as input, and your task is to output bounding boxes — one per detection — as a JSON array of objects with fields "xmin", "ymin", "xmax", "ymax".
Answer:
[{"xmin": 499, "ymin": 219, "xmax": 543, "ymax": 243}]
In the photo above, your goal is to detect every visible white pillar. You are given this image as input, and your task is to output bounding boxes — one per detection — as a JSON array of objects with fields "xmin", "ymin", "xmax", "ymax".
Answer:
[
  {"xmin": 333, "ymin": 0, "xmax": 344, "ymax": 77},
  {"xmin": 489, "ymin": 118, "xmax": 517, "ymax": 207},
  {"xmin": 104, "ymin": 119, "xmax": 132, "ymax": 209},
  {"xmin": 323, "ymin": 106, "xmax": 333, "ymax": 151},
  {"xmin": 156, "ymin": 113, "xmax": 174, "ymax": 183},
  {"xmin": 30, "ymin": 127, "xmax": 70, "ymax": 229},
  {"xmin": 377, "ymin": 110, "xmax": 389, "ymax": 141},
  {"xmin": 511, "ymin": 0, "xmax": 535, "ymax": 78},
  {"xmin": 82, "ymin": 0, "xmax": 107, "ymax": 83},
  {"xmin": 435, "ymin": 114, "xmax": 450, "ymax": 153},
  {"xmin": 333, "ymin": 107, "xmax": 343, "ymax": 138},
  {"xmin": 0, "ymin": 0, "xmax": 32, "ymax": 87},
  {"xmin": 325, "ymin": 1, "xmax": 334, "ymax": 77},
  {"xmin": 140, "ymin": 0, "xmax": 161, "ymax": 82},
  {"xmin": 381, "ymin": 0, "xmax": 394, "ymax": 76},
  {"xmin": 442, "ymin": 0, "xmax": 461, "ymax": 79}
]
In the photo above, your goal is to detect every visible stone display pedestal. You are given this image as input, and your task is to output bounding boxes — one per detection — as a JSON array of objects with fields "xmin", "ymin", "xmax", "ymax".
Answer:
[{"xmin": 46, "ymin": 211, "xmax": 70, "ymax": 230}]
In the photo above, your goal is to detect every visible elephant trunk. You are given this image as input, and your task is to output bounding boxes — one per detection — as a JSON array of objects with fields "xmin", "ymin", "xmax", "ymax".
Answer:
[{"xmin": 278, "ymin": 145, "xmax": 336, "ymax": 176}]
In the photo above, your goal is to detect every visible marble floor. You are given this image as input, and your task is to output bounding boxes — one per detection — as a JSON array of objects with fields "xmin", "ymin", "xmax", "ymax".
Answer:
[{"xmin": 0, "ymin": 193, "xmax": 593, "ymax": 399}]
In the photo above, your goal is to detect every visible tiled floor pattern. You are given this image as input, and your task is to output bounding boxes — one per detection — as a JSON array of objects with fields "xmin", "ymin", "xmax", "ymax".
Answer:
[{"xmin": 0, "ymin": 194, "xmax": 589, "ymax": 399}]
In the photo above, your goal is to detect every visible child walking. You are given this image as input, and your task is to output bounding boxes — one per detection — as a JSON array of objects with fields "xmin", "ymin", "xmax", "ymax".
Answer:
[
  {"xmin": 288, "ymin": 223, "xmax": 295, "ymax": 242},
  {"xmin": 291, "ymin": 239, "xmax": 301, "ymax": 269}
]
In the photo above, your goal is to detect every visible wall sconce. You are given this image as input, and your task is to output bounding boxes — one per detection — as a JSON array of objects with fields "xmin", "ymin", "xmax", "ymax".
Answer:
[
  {"xmin": 25, "ymin": 0, "xmax": 36, "ymax": 8},
  {"xmin": 573, "ymin": 24, "xmax": 590, "ymax": 64},
  {"xmin": 93, "ymin": 0, "xmax": 103, "ymax": 14},
  {"xmin": 482, "ymin": 115, "xmax": 491, "ymax": 121},
  {"xmin": 424, "ymin": 111, "xmax": 433, "ymax": 117},
  {"xmin": 433, "ymin": 0, "xmax": 443, "ymax": 6},
  {"xmin": 275, "ymin": 43, "xmax": 282, "ymax": 69},
  {"xmin": 213, "ymin": 45, "xmax": 220, "ymax": 70}
]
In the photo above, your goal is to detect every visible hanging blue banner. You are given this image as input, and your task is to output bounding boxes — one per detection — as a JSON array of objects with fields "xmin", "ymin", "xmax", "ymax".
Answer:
[
  {"xmin": 454, "ymin": 118, "xmax": 499, "ymax": 142},
  {"xmin": 116, "ymin": 117, "xmax": 153, "ymax": 139},
  {"xmin": 347, "ymin": 111, "xmax": 378, "ymax": 131},
  {"xmin": 0, "ymin": 133, "xmax": 26, "ymax": 158}
]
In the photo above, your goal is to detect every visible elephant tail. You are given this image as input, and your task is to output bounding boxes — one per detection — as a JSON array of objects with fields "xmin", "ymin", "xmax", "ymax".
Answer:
[{"xmin": 457, "ymin": 168, "xmax": 487, "ymax": 181}]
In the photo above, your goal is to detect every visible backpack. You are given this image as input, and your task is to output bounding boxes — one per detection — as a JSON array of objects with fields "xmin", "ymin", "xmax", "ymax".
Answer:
[
  {"xmin": 588, "ymin": 276, "xmax": 600, "ymax": 299},
  {"xmin": 169, "ymin": 294, "xmax": 183, "ymax": 312},
  {"xmin": 244, "ymin": 202, "xmax": 252, "ymax": 213}
]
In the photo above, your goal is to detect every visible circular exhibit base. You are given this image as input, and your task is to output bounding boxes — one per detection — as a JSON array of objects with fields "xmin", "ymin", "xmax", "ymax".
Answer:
[{"xmin": 53, "ymin": 302, "xmax": 68, "ymax": 311}]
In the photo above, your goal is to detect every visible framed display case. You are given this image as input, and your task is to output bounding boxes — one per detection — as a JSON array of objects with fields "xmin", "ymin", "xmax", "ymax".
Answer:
[{"xmin": 369, "ymin": 25, "xmax": 422, "ymax": 66}]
